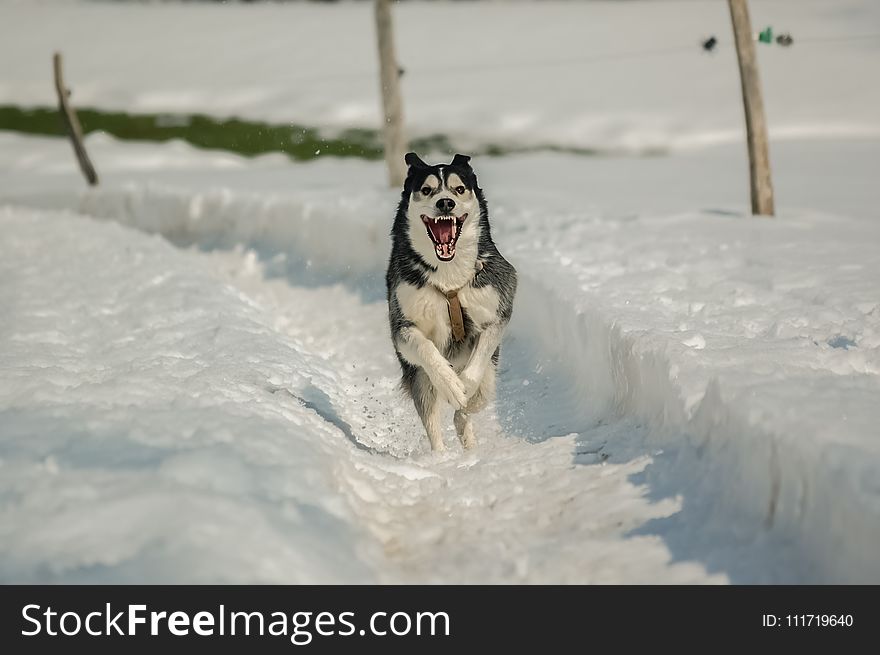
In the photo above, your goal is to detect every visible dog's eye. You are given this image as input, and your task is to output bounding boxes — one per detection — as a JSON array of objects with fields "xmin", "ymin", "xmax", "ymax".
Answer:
[
  {"xmin": 455, "ymin": 186, "xmax": 466, "ymax": 194},
  {"xmin": 420, "ymin": 186, "xmax": 432, "ymax": 196}
]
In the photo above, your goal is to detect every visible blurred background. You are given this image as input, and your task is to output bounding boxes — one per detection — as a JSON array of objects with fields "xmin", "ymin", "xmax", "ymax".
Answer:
[{"xmin": 2, "ymin": 0, "xmax": 879, "ymax": 216}]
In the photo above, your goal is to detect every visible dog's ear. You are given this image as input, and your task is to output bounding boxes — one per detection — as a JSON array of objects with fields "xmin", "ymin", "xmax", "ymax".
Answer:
[
  {"xmin": 451, "ymin": 153, "xmax": 471, "ymax": 168},
  {"xmin": 405, "ymin": 152, "xmax": 429, "ymax": 169}
]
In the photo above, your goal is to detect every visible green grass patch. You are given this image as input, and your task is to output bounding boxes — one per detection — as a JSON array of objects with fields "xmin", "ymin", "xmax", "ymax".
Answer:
[
  {"xmin": 0, "ymin": 104, "xmax": 619, "ymax": 161},
  {"xmin": 0, "ymin": 104, "xmax": 392, "ymax": 161},
  {"xmin": 0, "ymin": 105, "xmax": 467, "ymax": 162}
]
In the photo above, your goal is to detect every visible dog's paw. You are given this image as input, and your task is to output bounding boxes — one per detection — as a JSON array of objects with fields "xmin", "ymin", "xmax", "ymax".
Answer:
[
  {"xmin": 460, "ymin": 366, "xmax": 483, "ymax": 400},
  {"xmin": 433, "ymin": 367, "xmax": 467, "ymax": 410}
]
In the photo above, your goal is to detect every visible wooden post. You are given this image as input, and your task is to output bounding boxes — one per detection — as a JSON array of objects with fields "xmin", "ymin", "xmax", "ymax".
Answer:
[
  {"xmin": 374, "ymin": 0, "xmax": 407, "ymax": 187},
  {"xmin": 53, "ymin": 52, "xmax": 98, "ymax": 186},
  {"xmin": 728, "ymin": 0, "xmax": 774, "ymax": 216}
]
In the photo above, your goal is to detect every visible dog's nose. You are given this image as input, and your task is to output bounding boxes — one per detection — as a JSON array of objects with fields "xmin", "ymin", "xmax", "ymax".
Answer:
[{"xmin": 435, "ymin": 198, "xmax": 456, "ymax": 214}]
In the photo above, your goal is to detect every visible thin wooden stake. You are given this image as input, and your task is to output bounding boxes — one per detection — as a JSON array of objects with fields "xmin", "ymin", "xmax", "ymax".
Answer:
[
  {"xmin": 374, "ymin": 0, "xmax": 407, "ymax": 188},
  {"xmin": 728, "ymin": 0, "xmax": 774, "ymax": 216},
  {"xmin": 53, "ymin": 52, "xmax": 98, "ymax": 186}
]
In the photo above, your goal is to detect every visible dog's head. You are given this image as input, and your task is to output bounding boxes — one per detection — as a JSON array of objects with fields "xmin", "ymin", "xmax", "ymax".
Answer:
[{"xmin": 400, "ymin": 152, "xmax": 482, "ymax": 264}]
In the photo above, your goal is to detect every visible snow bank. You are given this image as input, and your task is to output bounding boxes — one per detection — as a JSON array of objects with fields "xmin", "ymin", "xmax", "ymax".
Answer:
[
  {"xmin": 0, "ymin": 205, "xmax": 383, "ymax": 583},
  {"xmin": 509, "ymin": 217, "xmax": 880, "ymax": 582},
  {"xmin": 3, "ymin": 128, "xmax": 878, "ymax": 223},
  {"xmin": 2, "ymin": 0, "xmax": 879, "ymax": 153}
]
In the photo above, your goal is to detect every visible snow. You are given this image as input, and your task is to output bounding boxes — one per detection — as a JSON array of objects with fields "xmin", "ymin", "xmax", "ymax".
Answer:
[
  {"xmin": 2, "ymin": 0, "xmax": 879, "ymax": 153},
  {"xmin": 0, "ymin": 202, "xmax": 727, "ymax": 584},
  {"xmin": 2, "ymin": 129, "xmax": 879, "ymax": 582},
  {"xmin": 3, "ymin": 129, "xmax": 878, "ymax": 221},
  {"xmin": 512, "ymin": 207, "xmax": 880, "ymax": 583},
  {"xmin": 0, "ymin": 206, "xmax": 382, "ymax": 583},
  {"xmin": 1, "ymin": 0, "xmax": 879, "ymax": 583}
]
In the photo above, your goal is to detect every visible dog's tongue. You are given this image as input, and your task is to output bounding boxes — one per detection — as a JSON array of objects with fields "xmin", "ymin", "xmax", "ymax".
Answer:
[
  {"xmin": 428, "ymin": 221, "xmax": 455, "ymax": 245},
  {"xmin": 421, "ymin": 213, "xmax": 467, "ymax": 261}
]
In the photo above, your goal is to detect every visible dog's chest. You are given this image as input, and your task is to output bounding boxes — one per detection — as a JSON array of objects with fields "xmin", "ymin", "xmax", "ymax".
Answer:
[{"xmin": 396, "ymin": 282, "xmax": 500, "ymax": 348}]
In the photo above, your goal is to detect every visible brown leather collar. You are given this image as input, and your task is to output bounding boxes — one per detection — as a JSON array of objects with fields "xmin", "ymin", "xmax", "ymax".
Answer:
[
  {"xmin": 440, "ymin": 260, "xmax": 484, "ymax": 343},
  {"xmin": 445, "ymin": 289, "xmax": 466, "ymax": 342}
]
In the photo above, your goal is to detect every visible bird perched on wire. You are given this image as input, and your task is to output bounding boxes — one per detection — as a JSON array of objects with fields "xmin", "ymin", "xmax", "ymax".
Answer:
[{"xmin": 776, "ymin": 33, "xmax": 794, "ymax": 47}]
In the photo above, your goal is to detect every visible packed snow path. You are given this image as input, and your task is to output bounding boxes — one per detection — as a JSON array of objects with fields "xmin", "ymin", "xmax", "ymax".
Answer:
[{"xmin": 208, "ymin": 249, "xmax": 725, "ymax": 584}]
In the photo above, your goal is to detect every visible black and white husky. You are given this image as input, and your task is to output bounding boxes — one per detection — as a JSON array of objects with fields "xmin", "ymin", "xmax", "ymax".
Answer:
[{"xmin": 386, "ymin": 153, "xmax": 516, "ymax": 451}]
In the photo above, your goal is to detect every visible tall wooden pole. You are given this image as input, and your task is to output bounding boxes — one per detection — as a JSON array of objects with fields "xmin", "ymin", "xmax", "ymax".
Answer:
[
  {"xmin": 53, "ymin": 52, "xmax": 98, "ymax": 186},
  {"xmin": 374, "ymin": 0, "xmax": 407, "ymax": 187},
  {"xmin": 728, "ymin": 0, "xmax": 774, "ymax": 216}
]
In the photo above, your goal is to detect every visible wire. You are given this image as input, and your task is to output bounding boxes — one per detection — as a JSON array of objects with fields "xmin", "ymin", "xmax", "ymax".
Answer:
[
  {"xmin": 289, "ymin": 33, "xmax": 880, "ymax": 87},
  {"xmin": 796, "ymin": 33, "xmax": 880, "ymax": 44},
  {"xmin": 418, "ymin": 45, "xmax": 698, "ymax": 75}
]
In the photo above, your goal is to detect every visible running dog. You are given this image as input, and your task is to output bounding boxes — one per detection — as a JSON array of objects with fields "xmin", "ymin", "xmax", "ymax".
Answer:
[{"xmin": 386, "ymin": 153, "xmax": 516, "ymax": 451}]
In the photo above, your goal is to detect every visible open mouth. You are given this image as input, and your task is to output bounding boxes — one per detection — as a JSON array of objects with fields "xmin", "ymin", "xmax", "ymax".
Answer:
[{"xmin": 420, "ymin": 213, "xmax": 467, "ymax": 261}]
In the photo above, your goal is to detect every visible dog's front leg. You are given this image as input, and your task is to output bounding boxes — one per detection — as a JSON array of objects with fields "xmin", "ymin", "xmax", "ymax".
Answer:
[
  {"xmin": 460, "ymin": 322, "xmax": 504, "ymax": 400},
  {"xmin": 395, "ymin": 326, "xmax": 467, "ymax": 410},
  {"xmin": 410, "ymin": 371, "xmax": 447, "ymax": 451}
]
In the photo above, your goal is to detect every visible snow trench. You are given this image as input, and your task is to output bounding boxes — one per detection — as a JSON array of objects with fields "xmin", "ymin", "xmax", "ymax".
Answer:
[{"xmin": 5, "ymin": 183, "xmax": 879, "ymax": 582}]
